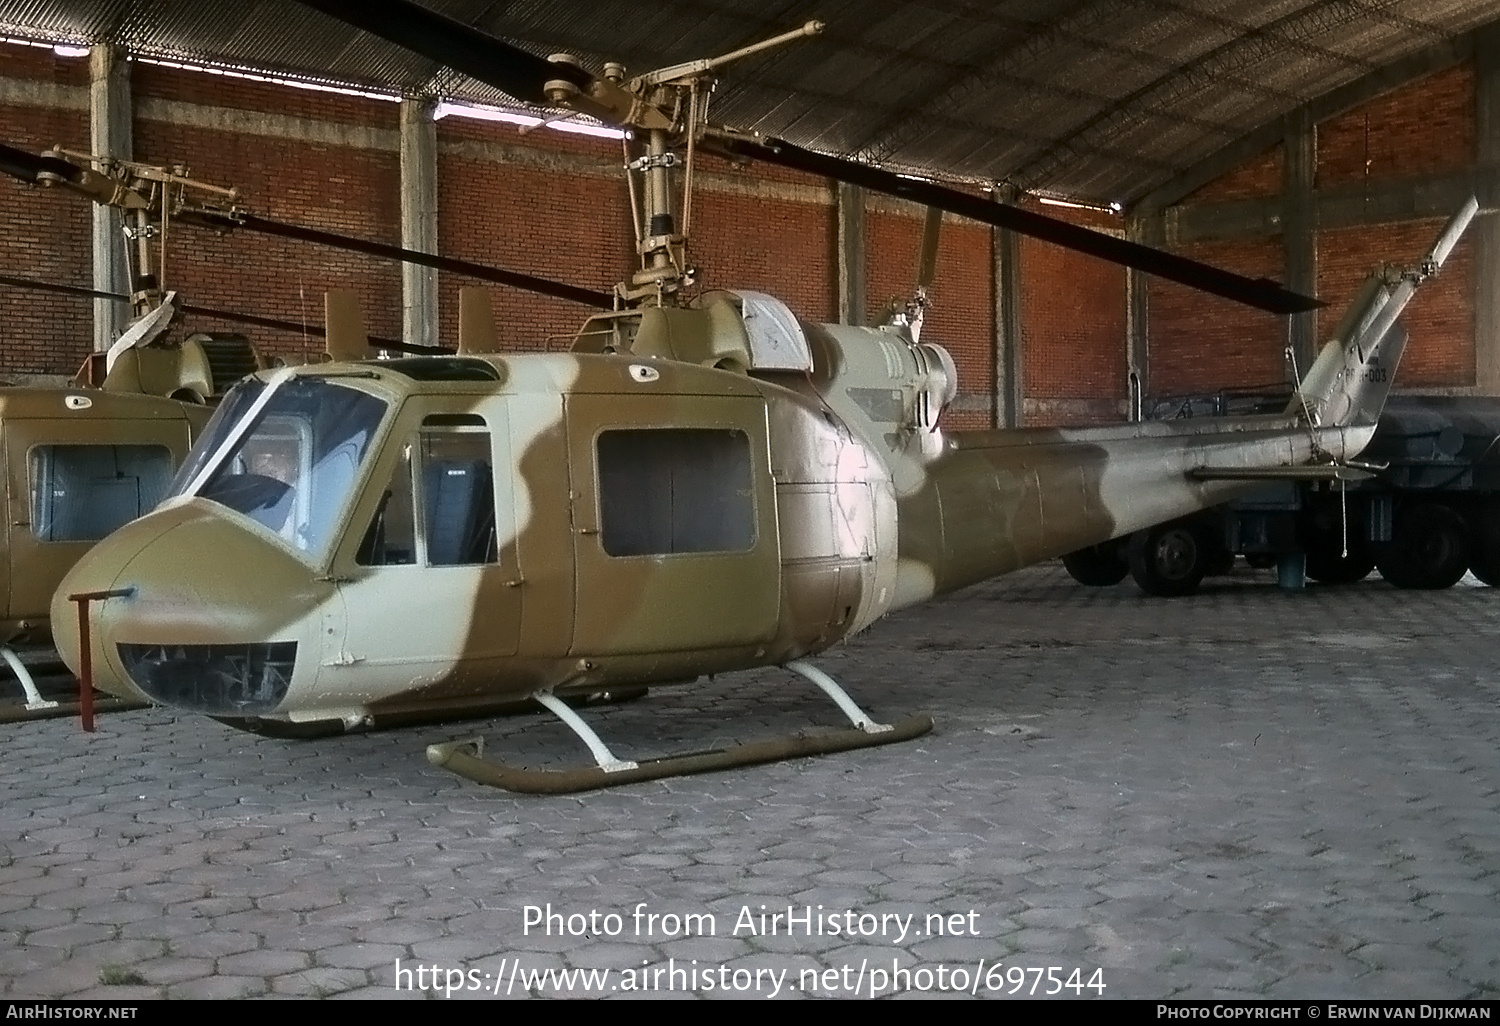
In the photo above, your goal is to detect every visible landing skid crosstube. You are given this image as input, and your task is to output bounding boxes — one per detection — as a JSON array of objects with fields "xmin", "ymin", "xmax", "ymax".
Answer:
[{"xmin": 0, "ymin": 645, "xmax": 147, "ymax": 725}]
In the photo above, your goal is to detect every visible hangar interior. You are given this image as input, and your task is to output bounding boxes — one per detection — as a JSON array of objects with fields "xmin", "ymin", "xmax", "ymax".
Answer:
[
  {"xmin": 3, "ymin": 3, "xmax": 1500, "ymax": 1003},
  {"xmin": 4, "ymin": 0, "xmax": 1500, "ymax": 429}
]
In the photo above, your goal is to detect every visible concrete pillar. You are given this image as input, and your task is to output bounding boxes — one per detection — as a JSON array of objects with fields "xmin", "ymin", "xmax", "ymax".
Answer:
[
  {"xmin": 1476, "ymin": 24, "xmax": 1500, "ymax": 393},
  {"xmin": 1126, "ymin": 209, "xmax": 1157, "ymax": 421},
  {"xmin": 1284, "ymin": 108, "xmax": 1319, "ymax": 375},
  {"xmin": 89, "ymin": 43, "xmax": 131, "ymax": 351},
  {"xmin": 400, "ymin": 96, "xmax": 439, "ymax": 348},
  {"xmin": 992, "ymin": 184, "xmax": 1023, "ymax": 428},
  {"xmin": 835, "ymin": 182, "xmax": 866, "ymax": 326}
]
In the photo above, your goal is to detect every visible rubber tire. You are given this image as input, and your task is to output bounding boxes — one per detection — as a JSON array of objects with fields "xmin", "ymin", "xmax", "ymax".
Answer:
[
  {"xmin": 1128, "ymin": 523, "xmax": 1208, "ymax": 597},
  {"xmin": 1467, "ymin": 501, "xmax": 1500, "ymax": 586},
  {"xmin": 1244, "ymin": 553, "xmax": 1277, "ymax": 570},
  {"xmin": 1376, "ymin": 502, "xmax": 1470, "ymax": 590},
  {"xmin": 1062, "ymin": 543, "xmax": 1129, "ymax": 586}
]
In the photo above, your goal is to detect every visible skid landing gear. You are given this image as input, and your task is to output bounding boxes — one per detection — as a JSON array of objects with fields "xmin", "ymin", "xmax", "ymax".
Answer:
[
  {"xmin": 0, "ymin": 646, "xmax": 146, "ymax": 725},
  {"xmin": 425, "ymin": 661, "xmax": 933, "ymax": 794}
]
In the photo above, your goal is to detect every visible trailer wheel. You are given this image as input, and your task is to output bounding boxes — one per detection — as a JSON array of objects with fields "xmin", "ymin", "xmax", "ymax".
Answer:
[
  {"xmin": 1128, "ymin": 523, "xmax": 1207, "ymax": 596},
  {"xmin": 1062, "ymin": 542, "xmax": 1128, "ymax": 586},
  {"xmin": 1376, "ymin": 502, "xmax": 1470, "ymax": 590},
  {"xmin": 1467, "ymin": 501, "xmax": 1500, "ymax": 585}
]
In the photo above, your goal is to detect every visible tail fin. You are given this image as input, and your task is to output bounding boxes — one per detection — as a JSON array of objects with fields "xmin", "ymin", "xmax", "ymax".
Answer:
[{"xmin": 1291, "ymin": 195, "xmax": 1478, "ymax": 428}]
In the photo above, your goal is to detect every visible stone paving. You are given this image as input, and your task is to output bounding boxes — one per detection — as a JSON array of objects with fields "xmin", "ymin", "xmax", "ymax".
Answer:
[{"xmin": 1, "ymin": 562, "xmax": 1497, "ymax": 1000}]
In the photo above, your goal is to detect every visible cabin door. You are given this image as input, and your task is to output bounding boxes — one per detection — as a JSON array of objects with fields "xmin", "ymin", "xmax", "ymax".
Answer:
[
  {"xmin": 328, "ymin": 401, "xmax": 521, "ymax": 693},
  {"xmin": 565, "ymin": 393, "xmax": 780, "ymax": 656}
]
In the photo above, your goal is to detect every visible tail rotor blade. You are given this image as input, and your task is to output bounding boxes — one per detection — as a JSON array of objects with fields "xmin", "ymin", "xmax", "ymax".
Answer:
[
  {"xmin": 916, "ymin": 206, "xmax": 942, "ymax": 291},
  {"xmin": 1425, "ymin": 195, "xmax": 1479, "ymax": 271}
]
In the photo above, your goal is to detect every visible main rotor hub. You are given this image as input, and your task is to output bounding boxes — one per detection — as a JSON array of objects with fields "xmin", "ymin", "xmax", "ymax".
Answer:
[{"xmin": 544, "ymin": 53, "xmax": 584, "ymax": 104}]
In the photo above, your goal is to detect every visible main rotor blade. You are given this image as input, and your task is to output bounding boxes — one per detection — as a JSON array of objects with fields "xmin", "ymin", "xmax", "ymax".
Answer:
[
  {"xmin": 720, "ymin": 137, "xmax": 1322, "ymax": 316},
  {"xmin": 294, "ymin": 0, "xmax": 593, "ymax": 105},
  {"xmin": 0, "ymin": 273, "xmax": 123, "ymax": 301},
  {"xmin": 0, "ymin": 141, "xmax": 82, "ymax": 186},
  {"xmin": 0, "ymin": 273, "xmax": 447, "ymax": 354},
  {"xmin": 305, "ymin": 0, "xmax": 1320, "ymax": 315},
  {"xmin": 180, "ymin": 210, "xmax": 613, "ymax": 309}
]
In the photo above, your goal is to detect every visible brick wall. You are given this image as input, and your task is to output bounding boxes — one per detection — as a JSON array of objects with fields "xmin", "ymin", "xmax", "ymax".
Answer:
[
  {"xmin": 1154, "ymin": 60, "xmax": 1484, "ymax": 399},
  {"xmin": 434, "ymin": 123, "xmax": 630, "ymax": 353},
  {"xmin": 1186, "ymin": 143, "xmax": 1283, "ymax": 204},
  {"xmin": 0, "ymin": 40, "xmax": 1131, "ymax": 428},
  {"xmin": 6, "ymin": 39, "xmax": 1486, "ymax": 428},
  {"xmin": 1020, "ymin": 202, "xmax": 1128, "ymax": 425},
  {"xmin": 1149, "ymin": 236, "xmax": 1287, "ymax": 395},
  {"xmin": 1316, "ymin": 63, "xmax": 1475, "ymax": 189},
  {"xmin": 0, "ymin": 44, "xmax": 90, "ymax": 377},
  {"xmin": 133, "ymin": 64, "xmax": 404, "ymax": 364}
]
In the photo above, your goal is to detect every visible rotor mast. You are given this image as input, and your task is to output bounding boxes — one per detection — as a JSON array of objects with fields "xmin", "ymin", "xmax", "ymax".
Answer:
[
  {"xmin": 543, "ymin": 21, "xmax": 824, "ymax": 306},
  {"xmin": 38, "ymin": 150, "xmax": 239, "ymax": 317}
]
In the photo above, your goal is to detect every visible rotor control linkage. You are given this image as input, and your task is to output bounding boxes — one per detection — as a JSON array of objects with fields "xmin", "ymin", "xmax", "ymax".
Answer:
[{"xmin": 425, "ymin": 665, "xmax": 932, "ymax": 794}]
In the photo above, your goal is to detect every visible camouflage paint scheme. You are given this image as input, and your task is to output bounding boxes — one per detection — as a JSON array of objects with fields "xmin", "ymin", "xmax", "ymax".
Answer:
[
  {"xmin": 0, "ymin": 388, "xmax": 205, "ymax": 643},
  {"xmin": 50, "ymin": 280, "xmax": 1400, "ymax": 732}
]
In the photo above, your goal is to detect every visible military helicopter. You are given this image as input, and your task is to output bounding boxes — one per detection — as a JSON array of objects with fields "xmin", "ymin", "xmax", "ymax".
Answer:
[
  {"xmin": 48, "ymin": 0, "xmax": 1475, "ymax": 793},
  {"xmin": 0, "ymin": 139, "xmax": 606, "ymax": 721}
]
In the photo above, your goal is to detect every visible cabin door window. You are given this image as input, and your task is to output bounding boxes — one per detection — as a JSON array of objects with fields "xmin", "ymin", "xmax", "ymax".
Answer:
[
  {"xmin": 29, "ymin": 445, "xmax": 173, "ymax": 542},
  {"xmin": 419, "ymin": 425, "xmax": 497, "ymax": 566},
  {"xmin": 356, "ymin": 416, "xmax": 497, "ymax": 568},
  {"xmin": 596, "ymin": 428, "xmax": 754, "ymax": 557}
]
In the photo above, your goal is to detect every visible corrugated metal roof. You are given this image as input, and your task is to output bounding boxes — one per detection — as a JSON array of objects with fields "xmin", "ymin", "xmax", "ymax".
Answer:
[{"xmin": 2, "ymin": 0, "xmax": 1498, "ymax": 204}]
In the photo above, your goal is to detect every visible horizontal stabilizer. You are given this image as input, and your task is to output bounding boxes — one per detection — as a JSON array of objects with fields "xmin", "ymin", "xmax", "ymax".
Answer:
[{"xmin": 1187, "ymin": 465, "xmax": 1374, "ymax": 482}]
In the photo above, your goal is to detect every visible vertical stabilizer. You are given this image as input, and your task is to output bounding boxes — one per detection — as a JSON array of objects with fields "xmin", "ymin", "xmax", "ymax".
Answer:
[{"xmin": 1290, "ymin": 196, "xmax": 1477, "ymax": 428}]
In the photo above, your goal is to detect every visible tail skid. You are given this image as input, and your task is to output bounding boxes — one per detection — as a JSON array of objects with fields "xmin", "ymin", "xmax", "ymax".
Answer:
[{"xmin": 1291, "ymin": 195, "xmax": 1478, "ymax": 430}]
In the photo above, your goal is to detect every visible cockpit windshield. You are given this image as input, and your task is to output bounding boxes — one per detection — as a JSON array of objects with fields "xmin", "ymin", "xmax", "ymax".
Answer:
[{"xmin": 167, "ymin": 376, "xmax": 388, "ymax": 562}]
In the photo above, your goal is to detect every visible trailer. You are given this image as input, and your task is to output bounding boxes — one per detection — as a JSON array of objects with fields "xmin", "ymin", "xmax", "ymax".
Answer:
[{"xmin": 1062, "ymin": 393, "xmax": 1500, "ymax": 595}]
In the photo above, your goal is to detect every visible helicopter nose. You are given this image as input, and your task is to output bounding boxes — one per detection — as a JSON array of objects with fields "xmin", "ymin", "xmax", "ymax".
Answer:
[{"xmin": 52, "ymin": 501, "xmax": 334, "ymax": 714}]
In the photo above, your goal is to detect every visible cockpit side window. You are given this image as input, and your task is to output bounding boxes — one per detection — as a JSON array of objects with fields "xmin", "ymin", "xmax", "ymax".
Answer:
[{"xmin": 356, "ymin": 441, "xmax": 416, "ymax": 566}]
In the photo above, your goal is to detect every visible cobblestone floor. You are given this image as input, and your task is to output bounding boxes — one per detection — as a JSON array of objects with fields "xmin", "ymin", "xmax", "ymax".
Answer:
[{"xmin": 1, "ymin": 562, "xmax": 1496, "ymax": 1000}]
